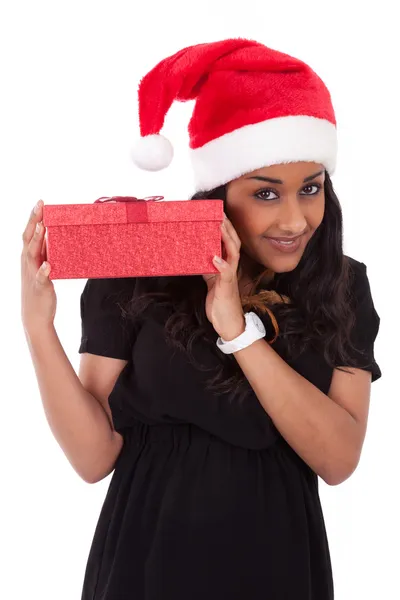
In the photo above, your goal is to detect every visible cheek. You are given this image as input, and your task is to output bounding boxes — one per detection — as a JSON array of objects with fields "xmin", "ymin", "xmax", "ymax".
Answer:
[
  {"xmin": 228, "ymin": 210, "xmax": 260, "ymax": 242},
  {"xmin": 226, "ymin": 194, "xmax": 325, "ymax": 239},
  {"xmin": 308, "ymin": 197, "xmax": 325, "ymax": 228},
  {"xmin": 226, "ymin": 203, "xmax": 264, "ymax": 238}
]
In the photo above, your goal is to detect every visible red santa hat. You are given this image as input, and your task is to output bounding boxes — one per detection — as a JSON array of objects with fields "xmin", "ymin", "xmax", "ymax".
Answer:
[{"xmin": 131, "ymin": 38, "xmax": 337, "ymax": 192}]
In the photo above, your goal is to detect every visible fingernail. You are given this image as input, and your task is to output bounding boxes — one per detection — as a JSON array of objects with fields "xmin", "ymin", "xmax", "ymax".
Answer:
[
  {"xmin": 213, "ymin": 255, "xmax": 224, "ymax": 264},
  {"xmin": 41, "ymin": 262, "xmax": 48, "ymax": 270},
  {"xmin": 36, "ymin": 222, "xmax": 41, "ymax": 233},
  {"xmin": 34, "ymin": 201, "xmax": 41, "ymax": 214}
]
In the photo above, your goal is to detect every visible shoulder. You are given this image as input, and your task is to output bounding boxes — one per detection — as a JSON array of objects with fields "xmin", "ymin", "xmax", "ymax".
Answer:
[
  {"xmin": 344, "ymin": 255, "xmax": 380, "ymax": 332},
  {"xmin": 345, "ymin": 255, "xmax": 366, "ymax": 279},
  {"xmin": 82, "ymin": 276, "xmax": 138, "ymax": 297},
  {"xmin": 79, "ymin": 277, "xmax": 140, "ymax": 360},
  {"xmin": 344, "ymin": 255, "xmax": 371, "ymax": 303},
  {"xmin": 340, "ymin": 256, "xmax": 381, "ymax": 381},
  {"xmin": 80, "ymin": 277, "xmax": 139, "ymax": 319}
]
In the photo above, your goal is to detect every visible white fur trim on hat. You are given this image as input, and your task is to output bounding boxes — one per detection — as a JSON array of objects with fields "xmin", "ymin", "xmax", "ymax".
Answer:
[{"xmin": 189, "ymin": 115, "xmax": 337, "ymax": 192}]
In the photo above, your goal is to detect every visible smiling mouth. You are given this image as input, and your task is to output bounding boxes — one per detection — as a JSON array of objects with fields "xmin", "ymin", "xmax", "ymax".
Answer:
[
  {"xmin": 264, "ymin": 234, "xmax": 305, "ymax": 253},
  {"xmin": 266, "ymin": 233, "xmax": 306, "ymax": 242}
]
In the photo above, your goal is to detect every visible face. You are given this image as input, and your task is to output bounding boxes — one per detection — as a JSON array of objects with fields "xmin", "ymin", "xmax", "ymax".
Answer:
[{"xmin": 225, "ymin": 161, "xmax": 326, "ymax": 277}]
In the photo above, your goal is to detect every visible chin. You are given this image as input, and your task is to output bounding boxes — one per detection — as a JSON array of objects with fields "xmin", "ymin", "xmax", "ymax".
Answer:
[{"xmin": 256, "ymin": 251, "xmax": 302, "ymax": 277}]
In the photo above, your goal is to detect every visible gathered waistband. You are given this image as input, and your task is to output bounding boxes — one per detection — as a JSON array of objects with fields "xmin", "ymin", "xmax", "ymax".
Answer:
[
  {"xmin": 116, "ymin": 419, "xmax": 317, "ymax": 484},
  {"xmin": 120, "ymin": 418, "xmax": 289, "ymax": 454}
]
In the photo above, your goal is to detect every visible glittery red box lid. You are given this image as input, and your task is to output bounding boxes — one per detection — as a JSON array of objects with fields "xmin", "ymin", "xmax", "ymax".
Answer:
[
  {"xmin": 43, "ymin": 197, "xmax": 223, "ymax": 226},
  {"xmin": 42, "ymin": 197, "xmax": 224, "ymax": 280}
]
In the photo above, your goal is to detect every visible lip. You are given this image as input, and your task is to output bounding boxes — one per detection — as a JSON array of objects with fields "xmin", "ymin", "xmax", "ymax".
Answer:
[
  {"xmin": 267, "ymin": 234, "xmax": 303, "ymax": 241},
  {"xmin": 266, "ymin": 234, "xmax": 305, "ymax": 253}
]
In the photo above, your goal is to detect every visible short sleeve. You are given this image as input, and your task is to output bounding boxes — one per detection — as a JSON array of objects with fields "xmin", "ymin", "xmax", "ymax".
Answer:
[
  {"xmin": 78, "ymin": 277, "xmax": 138, "ymax": 360},
  {"xmin": 341, "ymin": 261, "xmax": 382, "ymax": 382}
]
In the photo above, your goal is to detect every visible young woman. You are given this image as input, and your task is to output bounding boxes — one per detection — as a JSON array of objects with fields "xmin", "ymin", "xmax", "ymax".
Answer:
[{"xmin": 21, "ymin": 39, "xmax": 381, "ymax": 599}]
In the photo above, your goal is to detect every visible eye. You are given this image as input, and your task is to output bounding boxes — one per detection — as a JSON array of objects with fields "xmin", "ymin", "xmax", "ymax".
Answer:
[
  {"xmin": 254, "ymin": 188, "xmax": 279, "ymax": 201},
  {"xmin": 254, "ymin": 183, "xmax": 322, "ymax": 202},
  {"xmin": 301, "ymin": 184, "xmax": 322, "ymax": 195}
]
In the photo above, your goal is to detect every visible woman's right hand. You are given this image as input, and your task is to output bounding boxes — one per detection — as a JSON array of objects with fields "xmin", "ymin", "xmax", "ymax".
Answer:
[{"xmin": 21, "ymin": 200, "xmax": 57, "ymax": 333}]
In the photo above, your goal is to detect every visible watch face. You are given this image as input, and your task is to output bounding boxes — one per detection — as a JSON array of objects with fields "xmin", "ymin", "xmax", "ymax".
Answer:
[{"xmin": 250, "ymin": 312, "xmax": 265, "ymax": 333}]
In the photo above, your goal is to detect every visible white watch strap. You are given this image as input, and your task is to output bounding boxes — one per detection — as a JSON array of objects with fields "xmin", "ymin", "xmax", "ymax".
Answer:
[{"xmin": 216, "ymin": 312, "xmax": 266, "ymax": 354}]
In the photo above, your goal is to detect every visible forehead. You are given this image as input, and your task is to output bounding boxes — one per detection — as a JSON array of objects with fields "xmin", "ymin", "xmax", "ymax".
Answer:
[{"xmin": 241, "ymin": 161, "xmax": 325, "ymax": 181}]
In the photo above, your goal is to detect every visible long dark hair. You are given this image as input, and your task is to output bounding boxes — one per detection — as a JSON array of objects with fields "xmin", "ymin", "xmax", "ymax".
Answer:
[{"xmin": 123, "ymin": 171, "xmax": 363, "ymax": 401}]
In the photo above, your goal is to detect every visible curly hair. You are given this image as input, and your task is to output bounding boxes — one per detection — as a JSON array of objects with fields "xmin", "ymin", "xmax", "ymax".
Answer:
[{"xmin": 123, "ymin": 171, "xmax": 362, "ymax": 402}]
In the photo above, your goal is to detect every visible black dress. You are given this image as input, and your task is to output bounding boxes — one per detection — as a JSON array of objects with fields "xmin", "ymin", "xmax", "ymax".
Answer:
[{"xmin": 78, "ymin": 256, "xmax": 381, "ymax": 600}]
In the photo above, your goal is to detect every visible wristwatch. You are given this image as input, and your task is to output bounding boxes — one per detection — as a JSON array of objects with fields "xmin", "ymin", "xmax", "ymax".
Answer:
[{"xmin": 216, "ymin": 312, "xmax": 266, "ymax": 354}]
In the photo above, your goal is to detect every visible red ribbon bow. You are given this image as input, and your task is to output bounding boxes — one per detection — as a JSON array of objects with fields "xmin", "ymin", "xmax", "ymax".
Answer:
[{"xmin": 94, "ymin": 195, "xmax": 164, "ymax": 203}]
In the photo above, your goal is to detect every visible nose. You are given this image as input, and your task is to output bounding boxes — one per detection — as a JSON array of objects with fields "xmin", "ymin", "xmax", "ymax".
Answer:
[{"xmin": 276, "ymin": 196, "xmax": 308, "ymax": 235}]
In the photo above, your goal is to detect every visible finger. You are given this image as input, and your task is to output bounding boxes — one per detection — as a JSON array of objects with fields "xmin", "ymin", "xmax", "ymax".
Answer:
[
  {"xmin": 223, "ymin": 216, "xmax": 241, "ymax": 250},
  {"xmin": 27, "ymin": 220, "xmax": 46, "ymax": 263},
  {"xmin": 202, "ymin": 273, "xmax": 217, "ymax": 290},
  {"xmin": 202, "ymin": 273, "xmax": 216, "ymax": 282},
  {"xmin": 212, "ymin": 254, "xmax": 236, "ymax": 284},
  {"xmin": 41, "ymin": 232, "xmax": 47, "ymax": 260},
  {"xmin": 22, "ymin": 200, "xmax": 43, "ymax": 248},
  {"xmin": 220, "ymin": 221, "xmax": 240, "ymax": 270},
  {"xmin": 36, "ymin": 260, "xmax": 51, "ymax": 285}
]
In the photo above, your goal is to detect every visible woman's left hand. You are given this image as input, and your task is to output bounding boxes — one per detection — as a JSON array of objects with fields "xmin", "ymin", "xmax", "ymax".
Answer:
[{"xmin": 202, "ymin": 216, "xmax": 245, "ymax": 341}]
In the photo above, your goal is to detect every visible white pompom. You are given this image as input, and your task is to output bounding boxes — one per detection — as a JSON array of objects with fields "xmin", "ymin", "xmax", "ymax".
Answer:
[{"xmin": 131, "ymin": 134, "xmax": 174, "ymax": 171}]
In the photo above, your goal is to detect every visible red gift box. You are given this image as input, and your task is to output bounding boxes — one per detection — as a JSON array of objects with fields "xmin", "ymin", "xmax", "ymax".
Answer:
[{"xmin": 42, "ymin": 196, "xmax": 223, "ymax": 280}]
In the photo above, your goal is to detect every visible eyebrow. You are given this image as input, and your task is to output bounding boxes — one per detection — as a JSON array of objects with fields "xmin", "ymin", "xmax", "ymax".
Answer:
[{"xmin": 245, "ymin": 169, "xmax": 325, "ymax": 185}]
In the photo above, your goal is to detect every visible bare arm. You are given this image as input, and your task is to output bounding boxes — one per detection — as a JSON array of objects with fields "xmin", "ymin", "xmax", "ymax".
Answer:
[
  {"xmin": 233, "ymin": 338, "xmax": 371, "ymax": 486},
  {"xmin": 21, "ymin": 200, "xmax": 132, "ymax": 484},
  {"xmin": 25, "ymin": 323, "xmax": 125, "ymax": 484}
]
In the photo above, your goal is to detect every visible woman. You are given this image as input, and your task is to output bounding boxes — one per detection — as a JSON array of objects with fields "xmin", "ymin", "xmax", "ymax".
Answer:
[{"xmin": 21, "ymin": 39, "xmax": 381, "ymax": 599}]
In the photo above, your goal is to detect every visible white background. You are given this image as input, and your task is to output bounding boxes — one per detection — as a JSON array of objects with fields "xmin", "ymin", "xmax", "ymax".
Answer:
[{"xmin": 1, "ymin": 0, "xmax": 398, "ymax": 598}]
